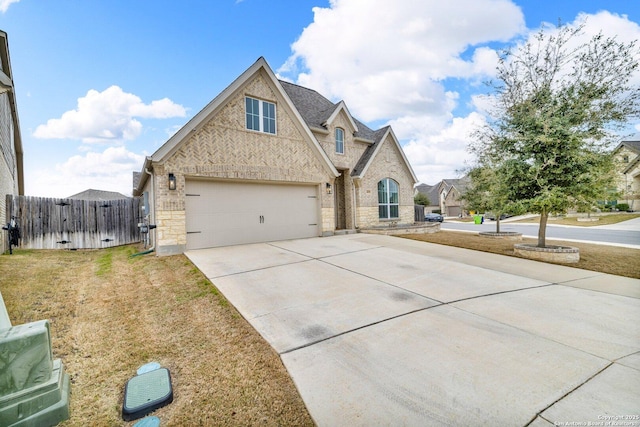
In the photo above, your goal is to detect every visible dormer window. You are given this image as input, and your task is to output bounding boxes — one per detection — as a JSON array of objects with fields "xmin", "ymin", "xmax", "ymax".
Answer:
[
  {"xmin": 335, "ymin": 128, "xmax": 344, "ymax": 154},
  {"xmin": 246, "ymin": 96, "xmax": 276, "ymax": 134}
]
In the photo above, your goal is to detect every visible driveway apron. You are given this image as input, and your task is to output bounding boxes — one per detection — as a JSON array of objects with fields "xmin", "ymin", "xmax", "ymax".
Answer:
[{"xmin": 186, "ymin": 234, "xmax": 640, "ymax": 426}]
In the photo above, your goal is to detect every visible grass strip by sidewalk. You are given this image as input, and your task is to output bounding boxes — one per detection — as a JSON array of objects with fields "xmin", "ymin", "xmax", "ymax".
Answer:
[
  {"xmin": 0, "ymin": 246, "xmax": 314, "ymax": 426},
  {"xmin": 401, "ymin": 230, "xmax": 640, "ymax": 279}
]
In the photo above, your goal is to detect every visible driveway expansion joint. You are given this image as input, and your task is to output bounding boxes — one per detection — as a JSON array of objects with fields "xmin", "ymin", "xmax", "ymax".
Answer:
[
  {"xmin": 523, "ymin": 362, "xmax": 614, "ymax": 427},
  {"xmin": 280, "ymin": 283, "xmax": 560, "ymax": 356},
  {"xmin": 279, "ymin": 303, "xmax": 444, "ymax": 355}
]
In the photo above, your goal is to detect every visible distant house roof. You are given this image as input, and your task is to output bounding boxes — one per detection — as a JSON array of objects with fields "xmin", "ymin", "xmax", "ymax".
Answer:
[
  {"xmin": 614, "ymin": 135, "xmax": 640, "ymax": 155},
  {"xmin": 68, "ymin": 189, "xmax": 130, "ymax": 201},
  {"xmin": 440, "ymin": 177, "xmax": 471, "ymax": 194},
  {"xmin": 414, "ymin": 183, "xmax": 440, "ymax": 206},
  {"xmin": 613, "ymin": 135, "xmax": 640, "ymax": 174}
]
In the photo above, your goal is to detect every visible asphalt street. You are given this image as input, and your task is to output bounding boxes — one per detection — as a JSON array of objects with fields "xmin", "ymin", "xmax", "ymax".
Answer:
[{"xmin": 441, "ymin": 216, "xmax": 640, "ymax": 248}]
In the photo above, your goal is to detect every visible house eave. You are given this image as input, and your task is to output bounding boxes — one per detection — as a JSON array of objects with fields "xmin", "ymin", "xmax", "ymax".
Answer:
[
  {"xmin": 354, "ymin": 136, "xmax": 374, "ymax": 145},
  {"xmin": 356, "ymin": 127, "xmax": 418, "ymax": 184},
  {"xmin": 321, "ymin": 101, "xmax": 359, "ymax": 133},
  {"xmin": 133, "ymin": 157, "xmax": 154, "ymax": 197}
]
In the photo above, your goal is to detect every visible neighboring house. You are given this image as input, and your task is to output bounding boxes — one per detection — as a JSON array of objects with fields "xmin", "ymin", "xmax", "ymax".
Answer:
[
  {"xmin": 613, "ymin": 135, "xmax": 640, "ymax": 210},
  {"xmin": 0, "ymin": 30, "xmax": 23, "ymax": 254},
  {"xmin": 438, "ymin": 177, "xmax": 470, "ymax": 217},
  {"xmin": 414, "ymin": 183, "xmax": 440, "ymax": 213},
  {"xmin": 133, "ymin": 57, "xmax": 417, "ymax": 255},
  {"xmin": 68, "ymin": 189, "xmax": 130, "ymax": 201}
]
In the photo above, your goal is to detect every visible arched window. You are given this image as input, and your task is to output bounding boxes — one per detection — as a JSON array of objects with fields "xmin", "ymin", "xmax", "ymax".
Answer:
[
  {"xmin": 378, "ymin": 178, "xmax": 399, "ymax": 219},
  {"xmin": 335, "ymin": 128, "xmax": 344, "ymax": 154}
]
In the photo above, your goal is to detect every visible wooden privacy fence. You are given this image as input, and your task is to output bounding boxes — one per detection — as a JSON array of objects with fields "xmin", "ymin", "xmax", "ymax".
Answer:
[{"xmin": 6, "ymin": 195, "xmax": 142, "ymax": 250}]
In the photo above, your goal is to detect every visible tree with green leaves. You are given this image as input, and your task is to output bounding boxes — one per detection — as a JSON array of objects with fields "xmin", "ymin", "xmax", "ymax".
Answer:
[
  {"xmin": 463, "ymin": 165, "xmax": 514, "ymax": 233},
  {"xmin": 414, "ymin": 192, "xmax": 430, "ymax": 206},
  {"xmin": 470, "ymin": 22, "xmax": 640, "ymax": 247}
]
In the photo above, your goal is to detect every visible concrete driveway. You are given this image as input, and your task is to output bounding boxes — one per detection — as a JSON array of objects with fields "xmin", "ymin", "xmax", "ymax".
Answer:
[{"xmin": 186, "ymin": 234, "xmax": 640, "ymax": 426}]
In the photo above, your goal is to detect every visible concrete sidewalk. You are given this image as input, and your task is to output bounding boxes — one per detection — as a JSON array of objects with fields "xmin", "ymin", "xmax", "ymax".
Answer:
[{"xmin": 186, "ymin": 234, "xmax": 640, "ymax": 426}]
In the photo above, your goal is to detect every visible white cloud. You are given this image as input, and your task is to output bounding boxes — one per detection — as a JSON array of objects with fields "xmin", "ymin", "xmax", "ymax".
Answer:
[
  {"xmin": 403, "ymin": 112, "xmax": 487, "ymax": 184},
  {"xmin": 280, "ymin": 0, "xmax": 525, "ymax": 122},
  {"xmin": 0, "ymin": 0, "xmax": 19, "ymax": 13},
  {"xmin": 279, "ymin": 0, "xmax": 526, "ymax": 184},
  {"xmin": 33, "ymin": 86, "xmax": 186, "ymax": 144},
  {"xmin": 280, "ymin": 2, "xmax": 640, "ymax": 185},
  {"xmin": 27, "ymin": 146, "xmax": 145, "ymax": 198}
]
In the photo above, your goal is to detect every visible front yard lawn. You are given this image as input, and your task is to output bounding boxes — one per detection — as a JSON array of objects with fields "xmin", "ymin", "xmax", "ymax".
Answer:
[
  {"xmin": 0, "ymin": 245, "xmax": 313, "ymax": 426},
  {"xmin": 402, "ymin": 230, "xmax": 640, "ymax": 279}
]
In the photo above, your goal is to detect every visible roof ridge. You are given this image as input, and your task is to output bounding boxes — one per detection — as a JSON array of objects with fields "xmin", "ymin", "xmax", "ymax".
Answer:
[{"xmin": 278, "ymin": 79, "xmax": 334, "ymax": 104}]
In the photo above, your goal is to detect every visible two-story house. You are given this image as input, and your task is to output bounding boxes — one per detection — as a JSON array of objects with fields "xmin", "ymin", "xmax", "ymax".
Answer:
[
  {"xmin": 0, "ymin": 30, "xmax": 24, "ymax": 254},
  {"xmin": 613, "ymin": 135, "xmax": 640, "ymax": 210},
  {"xmin": 133, "ymin": 57, "xmax": 417, "ymax": 255}
]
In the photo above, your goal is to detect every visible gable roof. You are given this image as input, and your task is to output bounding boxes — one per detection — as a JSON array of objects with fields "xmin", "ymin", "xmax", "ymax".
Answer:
[
  {"xmin": 612, "ymin": 135, "xmax": 640, "ymax": 175},
  {"xmin": 351, "ymin": 126, "xmax": 418, "ymax": 183},
  {"xmin": 613, "ymin": 135, "xmax": 640, "ymax": 155},
  {"xmin": 134, "ymin": 57, "xmax": 339, "ymax": 194},
  {"xmin": 323, "ymin": 101, "xmax": 359, "ymax": 132},
  {"xmin": 280, "ymin": 81, "xmax": 416, "ymax": 183},
  {"xmin": 279, "ymin": 81, "xmax": 377, "ymax": 142},
  {"xmin": 134, "ymin": 57, "xmax": 419, "ymax": 194},
  {"xmin": 415, "ymin": 183, "xmax": 440, "ymax": 206}
]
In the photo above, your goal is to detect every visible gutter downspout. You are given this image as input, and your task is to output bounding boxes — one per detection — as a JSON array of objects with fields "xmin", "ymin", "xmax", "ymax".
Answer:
[
  {"xmin": 144, "ymin": 167, "xmax": 155, "ymax": 253},
  {"xmin": 352, "ymin": 178, "xmax": 360, "ymax": 230}
]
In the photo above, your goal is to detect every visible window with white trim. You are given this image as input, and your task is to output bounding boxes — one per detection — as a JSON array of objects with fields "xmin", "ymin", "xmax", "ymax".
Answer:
[
  {"xmin": 335, "ymin": 128, "xmax": 344, "ymax": 154},
  {"xmin": 378, "ymin": 178, "xmax": 399, "ymax": 219},
  {"xmin": 245, "ymin": 96, "xmax": 276, "ymax": 134}
]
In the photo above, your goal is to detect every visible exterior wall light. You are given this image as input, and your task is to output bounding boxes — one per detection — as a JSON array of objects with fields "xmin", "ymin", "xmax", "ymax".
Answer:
[
  {"xmin": 168, "ymin": 173, "xmax": 176, "ymax": 190},
  {"xmin": 326, "ymin": 183, "xmax": 332, "ymax": 195}
]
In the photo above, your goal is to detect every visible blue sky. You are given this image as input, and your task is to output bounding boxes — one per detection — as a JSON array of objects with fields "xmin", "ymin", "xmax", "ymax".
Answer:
[{"xmin": 1, "ymin": 0, "xmax": 639, "ymax": 197}]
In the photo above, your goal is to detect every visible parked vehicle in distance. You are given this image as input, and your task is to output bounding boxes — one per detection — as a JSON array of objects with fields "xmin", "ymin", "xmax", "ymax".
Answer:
[
  {"xmin": 425, "ymin": 213, "xmax": 444, "ymax": 222},
  {"xmin": 484, "ymin": 212, "xmax": 512, "ymax": 221}
]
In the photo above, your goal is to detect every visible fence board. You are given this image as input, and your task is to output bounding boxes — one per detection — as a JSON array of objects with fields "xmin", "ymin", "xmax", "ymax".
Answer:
[{"xmin": 5, "ymin": 195, "xmax": 142, "ymax": 250}]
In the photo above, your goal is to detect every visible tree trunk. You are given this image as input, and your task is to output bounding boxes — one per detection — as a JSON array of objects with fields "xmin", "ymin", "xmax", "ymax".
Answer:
[
  {"xmin": 538, "ymin": 211, "xmax": 548, "ymax": 248},
  {"xmin": 496, "ymin": 215, "xmax": 501, "ymax": 233}
]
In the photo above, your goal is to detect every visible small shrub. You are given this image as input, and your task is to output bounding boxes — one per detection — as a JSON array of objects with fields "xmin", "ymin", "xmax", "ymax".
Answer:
[
  {"xmin": 617, "ymin": 203, "xmax": 630, "ymax": 211},
  {"xmin": 414, "ymin": 193, "xmax": 430, "ymax": 206}
]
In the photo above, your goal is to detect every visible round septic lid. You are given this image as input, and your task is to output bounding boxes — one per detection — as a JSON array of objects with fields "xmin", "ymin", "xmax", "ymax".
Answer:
[
  {"xmin": 137, "ymin": 362, "xmax": 161, "ymax": 375},
  {"xmin": 133, "ymin": 416, "xmax": 160, "ymax": 427}
]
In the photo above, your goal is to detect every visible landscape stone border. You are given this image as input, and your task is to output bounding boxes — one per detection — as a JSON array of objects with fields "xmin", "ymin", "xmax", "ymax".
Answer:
[
  {"xmin": 479, "ymin": 231, "xmax": 523, "ymax": 241},
  {"xmin": 514, "ymin": 243, "xmax": 580, "ymax": 263},
  {"xmin": 360, "ymin": 223, "xmax": 440, "ymax": 236}
]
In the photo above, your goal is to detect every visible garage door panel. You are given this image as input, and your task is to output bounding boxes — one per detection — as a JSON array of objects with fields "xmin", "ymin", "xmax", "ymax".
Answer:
[{"xmin": 185, "ymin": 180, "xmax": 319, "ymax": 250}]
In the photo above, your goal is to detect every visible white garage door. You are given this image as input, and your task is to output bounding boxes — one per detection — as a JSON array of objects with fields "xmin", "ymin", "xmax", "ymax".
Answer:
[{"xmin": 185, "ymin": 180, "xmax": 320, "ymax": 250}]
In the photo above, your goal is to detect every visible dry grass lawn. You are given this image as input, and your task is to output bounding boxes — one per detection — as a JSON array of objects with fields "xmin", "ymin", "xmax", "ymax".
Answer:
[
  {"xmin": 401, "ymin": 231, "xmax": 640, "ymax": 279},
  {"xmin": 0, "ymin": 245, "xmax": 313, "ymax": 426}
]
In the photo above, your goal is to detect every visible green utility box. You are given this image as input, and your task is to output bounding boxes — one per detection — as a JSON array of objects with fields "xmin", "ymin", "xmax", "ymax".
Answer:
[{"xmin": 0, "ymin": 320, "xmax": 70, "ymax": 427}]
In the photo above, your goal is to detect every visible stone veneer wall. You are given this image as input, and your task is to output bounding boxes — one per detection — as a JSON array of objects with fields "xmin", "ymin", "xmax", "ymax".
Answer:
[
  {"xmin": 153, "ymin": 71, "xmax": 334, "ymax": 254},
  {"xmin": 355, "ymin": 133, "xmax": 415, "ymax": 227},
  {"xmin": 312, "ymin": 111, "xmax": 370, "ymax": 230},
  {"xmin": 615, "ymin": 146, "xmax": 640, "ymax": 209}
]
